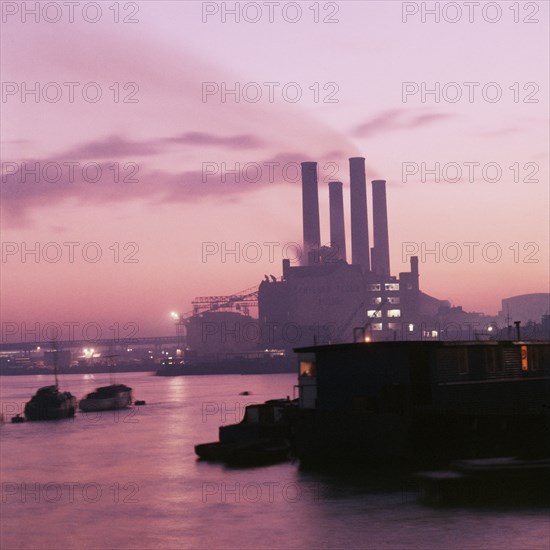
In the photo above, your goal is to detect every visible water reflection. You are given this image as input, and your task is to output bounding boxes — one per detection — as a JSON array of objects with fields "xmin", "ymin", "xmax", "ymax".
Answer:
[{"xmin": 1, "ymin": 373, "xmax": 548, "ymax": 550}]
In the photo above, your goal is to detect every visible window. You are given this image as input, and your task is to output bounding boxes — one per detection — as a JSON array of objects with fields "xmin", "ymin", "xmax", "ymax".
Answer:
[
  {"xmin": 368, "ymin": 284, "xmax": 381, "ymax": 291},
  {"xmin": 385, "ymin": 283, "xmax": 399, "ymax": 291},
  {"xmin": 300, "ymin": 361, "xmax": 316, "ymax": 377},
  {"xmin": 457, "ymin": 349, "xmax": 469, "ymax": 374},
  {"xmin": 485, "ymin": 348, "xmax": 498, "ymax": 373},
  {"xmin": 372, "ymin": 296, "xmax": 382, "ymax": 305},
  {"xmin": 367, "ymin": 310, "xmax": 382, "ymax": 318},
  {"xmin": 387, "ymin": 297, "xmax": 400, "ymax": 304},
  {"xmin": 371, "ymin": 323, "xmax": 383, "ymax": 331},
  {"xmin": 387, "ymin": 309, "xmax": 401, "ymax": 318},
  {"xmin": 521, "ymin": 345, "xmax": 528, "ymax": 371},
  {"xmin": 528, "ymin": 347, "xmax": 541, "ymax": 371}
]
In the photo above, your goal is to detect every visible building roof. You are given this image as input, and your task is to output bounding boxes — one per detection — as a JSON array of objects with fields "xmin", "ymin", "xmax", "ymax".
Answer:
[{"xmin": 294, "ymin": 340, "xmax": 548, "ymax": 353}]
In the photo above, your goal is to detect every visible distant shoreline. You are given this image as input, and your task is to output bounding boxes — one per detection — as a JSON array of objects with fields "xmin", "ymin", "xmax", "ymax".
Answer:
[{"xmin": 0, "ymin": 364, "xmax": 156, "ymax": 376}]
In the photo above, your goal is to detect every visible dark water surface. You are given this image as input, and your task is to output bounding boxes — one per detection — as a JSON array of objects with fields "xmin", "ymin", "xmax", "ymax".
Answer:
[{"xmin": 1, "ymin": 372, "xmax": 548, "ymax": 549}]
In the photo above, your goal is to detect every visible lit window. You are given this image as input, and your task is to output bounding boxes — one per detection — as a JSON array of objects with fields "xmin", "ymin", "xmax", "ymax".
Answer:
[
  {"xmin": 408, "ymin": 323, "xmax": 415, "ymax": 332},
  {"xmin": 387, "ymin": 297, "xmax": 400, "ymax": 304},
  {"xmin": 368, "ymin": 284, "xmax": 381, "ymax": 291},
  {"xmin": 521, "ymin": 346, "xmax": 528, "ymax": 371},
  {"xmin": 372, "ymin": 297, "xmax": 382, "ymax": 304},
  {"xmin": 385, "ymin": 283, "xmax": 399, "ymax": 291},
  {"xmin": 387, "ymin": 309, "xmax": 401, "ymax": 318},
  {"xmin": 300, "ymin": 361, "xmax": 316, "ymax": 377},
  {"xmin": 367, "ymin": 310, "xmax": 382, "ymax": 318},
  {"xmin": 371, "ymin": 323, "xmax": 382, "ymax": 331}
]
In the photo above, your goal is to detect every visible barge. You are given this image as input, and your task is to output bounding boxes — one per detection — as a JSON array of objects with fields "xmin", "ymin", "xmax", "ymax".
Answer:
[{"xmin": 291, "ymin": 340, "xmax": 550, "ymax": 467}]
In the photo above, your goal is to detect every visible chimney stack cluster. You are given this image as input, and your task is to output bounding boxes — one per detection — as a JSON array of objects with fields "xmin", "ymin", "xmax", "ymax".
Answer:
[{"xmin": 300, "ymin": 157, "xmax": 391, "ymax": 276}]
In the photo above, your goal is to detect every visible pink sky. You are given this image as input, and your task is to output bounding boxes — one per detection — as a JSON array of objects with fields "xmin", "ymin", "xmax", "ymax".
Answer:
[{"xmin": 1, "ymin": 1, "xmax": 548, "ymax": 340}]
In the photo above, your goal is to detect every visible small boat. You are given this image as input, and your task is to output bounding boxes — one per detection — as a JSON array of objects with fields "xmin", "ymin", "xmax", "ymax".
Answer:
[
  {"xmin": 79, "ymin": 384, "xmax": 133, "ymax": 412},
  {"xmin": 195, "ymin": 398, "xmax": 296, "ymax": 466},
  {"xmin": 24, "ymin": 385, "xmax": 77, "ymax": 421},
  {"xmin": 24, "ymin": 343, "xmax": 77, "ymax": 421}
]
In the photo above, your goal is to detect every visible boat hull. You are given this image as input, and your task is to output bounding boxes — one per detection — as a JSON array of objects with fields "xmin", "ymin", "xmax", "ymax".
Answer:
[
  {"xmin": 79, "ymin": 392, "xmax": 132, "ymax": 412},
  {"xmin": 195, "ymin": 440, "xmax": 291, "ymax": 466}
]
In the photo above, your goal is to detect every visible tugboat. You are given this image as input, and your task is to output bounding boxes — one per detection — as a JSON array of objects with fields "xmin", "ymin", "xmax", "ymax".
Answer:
[
  {"xmin": 79, "ymin": 383, "xmax": 133, "ymax": 412},
  {"xmin": 195, "ymin": 398, "xmax": 296, "ymax": 466},
  {"xmin": 24, "ymin": 343, "xmax": 77, "ymax": 421},
  {"xmin": 25, "ymin": 385, "xmax": 77, "ymax": 421}
]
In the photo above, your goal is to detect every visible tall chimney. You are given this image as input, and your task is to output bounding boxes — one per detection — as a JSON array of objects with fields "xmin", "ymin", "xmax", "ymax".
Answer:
[
  {"xmin": 349, "ymin": 157, "xmax": 370, "ymax": 271},
  {"xmin": 328, "ymin": 181, "xmax": 346, "ymax": 261},
  {"xmin": 372, "ymin": 179, "xmax": 390, "ymax": 277},
  {"xmin": 301, "ymin": 162, "xmax": 321, "ymax": 265},
  {"xmin": 410, "ymin": 256, "xmax": 419, "ymax": 291}
]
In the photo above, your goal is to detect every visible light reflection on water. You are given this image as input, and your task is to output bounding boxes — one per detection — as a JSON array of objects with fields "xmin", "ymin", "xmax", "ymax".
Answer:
[{"xmin": 1, "ymin": 372, "xmax": 548, "ymax": 549}]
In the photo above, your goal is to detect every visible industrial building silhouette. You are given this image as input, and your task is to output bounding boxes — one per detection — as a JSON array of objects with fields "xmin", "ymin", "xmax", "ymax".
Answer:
[
  {"xmin": 185, "ymin": 157, "xmax": 547, "ymax": 358},
  {"xmin": 258, "ymin": 157, "xmax": 421, "ymax": 349}
]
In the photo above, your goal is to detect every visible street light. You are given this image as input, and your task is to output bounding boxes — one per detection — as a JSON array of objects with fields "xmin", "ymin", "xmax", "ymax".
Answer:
[{"xmin": 170, "ymin": 311, "xmax": 185, "ymax": 351}]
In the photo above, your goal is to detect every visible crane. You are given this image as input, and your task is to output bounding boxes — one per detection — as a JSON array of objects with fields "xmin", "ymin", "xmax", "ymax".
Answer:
[
  {"xmin": 191, "ymin": 285, "xmax": 259, "ymax": 316},
  {"xmin": 170, "ymin": 285, "xmax": 260, "ymax": 347}
]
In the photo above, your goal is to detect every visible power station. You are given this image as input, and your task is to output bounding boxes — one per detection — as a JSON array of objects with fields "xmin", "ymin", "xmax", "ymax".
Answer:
[
  {"xmin": 258, "ymin": 157, "xmax": 420, "ymax": 350},
  {"xmin": 179, "ymin": 156, "xmax": 548, "ymax": 359}
]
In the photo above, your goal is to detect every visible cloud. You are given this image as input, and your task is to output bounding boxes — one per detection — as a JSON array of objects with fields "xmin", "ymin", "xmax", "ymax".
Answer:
[
  {"xmin": 353, "ymin": 109, "xmax": 453, "ymax": 137},
  {"xmin": 50, "ymin": 225, "xmax": 68, "ymax": 233},
  {"xmin": 1, "ymin": 149, "xmax": 345, "ymax": 227},
  {"xmin": 479, "ymin": 127, "xmax": 520, "ymax": 137},
  {"xmin": 353, "ymin": 109, "xmax": 403, "ymax": 136},
  {"xmin": 1, "ymin": 19, "xmax": 361, "ymax": 227},
  {"xmin": 409, "ymin": 112, "xmax": 452, "ymax": 127},
  {"xmin": 61, "ymin": 132, "xmax": 266, "ymax": 161},
  {"xmin": 165, "ymin": 133, "xmax": 264, "ymax": 149},
  {"xmin": 64, "ymin": 136, "xmax": 161, "ymax": 160}
]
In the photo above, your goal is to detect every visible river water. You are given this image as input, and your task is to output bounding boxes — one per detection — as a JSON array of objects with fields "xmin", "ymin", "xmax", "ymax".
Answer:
[{"xmin": 1, "ymin": 372, "xmax": 548, "ymax": 549}]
